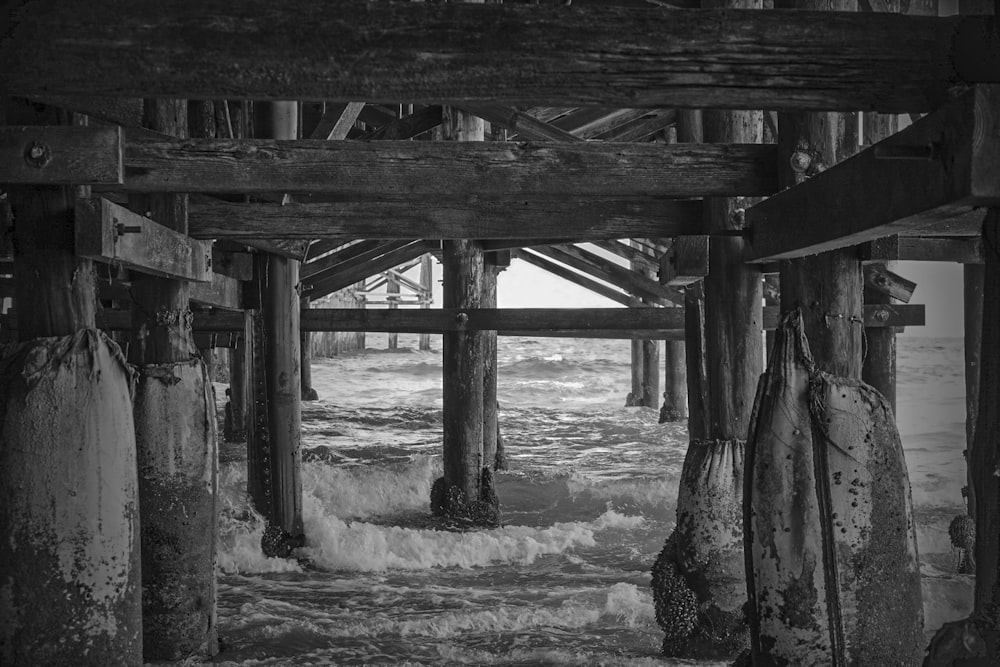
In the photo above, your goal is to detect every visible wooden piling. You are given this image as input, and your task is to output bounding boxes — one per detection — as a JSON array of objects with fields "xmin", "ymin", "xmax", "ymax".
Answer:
[
  {"xmin": 482, "ymin": 262, "xmax": 501, "ymax": 471},
  {"xmin": 627, "ymin": 333, "xmax": 645, "ymax": 406},
  {"xmin": 964, "ymin": 264, "xmax": 983, "ymax": 520},
  {"xmin": 387, "ymin": 272, "xmax": 399, "ymax": 350},
  {"xmin": 971, "ymin": 209, "xmax": 1000, "ymax": 612},
  {"xmin": 250, "ymin": 101, "xmax": 304, "ymax": 554},
  {"xmin": 226, "ymin": 329, "xmax": 248, "ymax": 442},
  {"xmin": 660, "ymin": 336, "xmax": 687, "ymax": 422},
  {"xmin": 747, "ymin": 1, "xmax": 924, "ymax": 662},
  {"xmin": 1, "ymin": 101, "xmax": 141, "ymax": 664},
  {"xmin": 419, "ymin": 253, "xmax": 433, "ymax": 351},
  {"xmin": 861, "ymin": 112, "xmax": 899, "ymax": 411},
  {"xmin": 127, "ymin": 98, "xmax": 218, "ymax": 660},
  {"xmin": 301, "ymin": 297, "xmax": 318, "ymax": 401},
  {"xmin": 440, "ymin": 238, "xmax": 486, "ymax": 505}
]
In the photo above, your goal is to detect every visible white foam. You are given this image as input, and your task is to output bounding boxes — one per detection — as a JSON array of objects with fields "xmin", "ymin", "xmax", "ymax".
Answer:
[
  {"xmin": 301, "ymin": 455, "xmax": 438, "ymax": 520},
  {"xmin": 566, "ymin": 472, "xmax": 680, "ymax": 509},
  {"xmin": 300, "ymin": 508, "xmax": 642, "ymax": 572}
]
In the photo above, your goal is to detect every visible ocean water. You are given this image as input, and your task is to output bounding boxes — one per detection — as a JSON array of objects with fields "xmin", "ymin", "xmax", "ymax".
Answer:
[{"xmin": 207, "ymin": 335, "xmax": 973, "ymax": 666}]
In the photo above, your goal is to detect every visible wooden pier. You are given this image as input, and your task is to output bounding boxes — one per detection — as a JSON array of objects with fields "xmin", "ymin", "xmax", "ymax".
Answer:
[{"xmin": 1, "ymin": 0, "xmax": 997, "ymax": 663}]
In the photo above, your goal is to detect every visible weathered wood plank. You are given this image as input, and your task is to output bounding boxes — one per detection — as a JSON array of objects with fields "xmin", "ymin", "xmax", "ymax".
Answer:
[
  {"xmin": 513, "ymin": 249, "xmax": 631, "ymax": 306},
  {"xmin": 125, "ymin": 137, "xmax": 777, "ymax": 196},
  {"xmin": 358, "ymin": 106, "xmax": 443, "ymax": 140},
  {"xmin": 534, "ymin": 244, "xmax": 679, "ymax": 304},
  {"xmin": 89, "ymin": 303, "xmax": 923, "ymax": 333},
  {"xmin": 188, "ymin": 197, "xmax": 705, "ymax": 240},
  {"xmin": 459, "ymin": 104, "xmax": 582, "ymax": 142},
  {"xmin": 310, "ymin": 102, "xmax": 365, "ymax": 141},
  {"xmin": 748, "ymin": 85, "xmax": 1000, "ymax": 262},
  {"xmin": 211, "ymin": 247, "xmax": 253, "ymax": 281},
  {"xmin": 899, "ymin": 236, "xmax": 984, "ymax": 263},
  {"xmin": 863, "ymin": 263, "xmax": 916, "ymax": 303},
  {"xmin": 75, "ymin": 197, "xmax": 211, "ymax": 282},
  {"xmin": 0, "ymin": 126, "xmax": 122, "ymax": 185},
  {"xmin": 305, "ymin": 241, "xmax": 435, "ymax": 299},
  {"xmin": 190, "ymin": 272, "xmax": 242, "ymax": 310},
  {"xmin": 5, "ymin": 3, "xmax": 996, "ymax": 111},
  {"xmin": 660, "ymin": 235, "xmax": 709, "ymax": 285},
  {"xmin": 593, "ymin": 109, "xmax": 677, "ymax": 142},
  {"xmin": 591, "ymin": 240, "xmax": 659, "ymax": 272},
  {"xmin": 303, "ymin": 240, "xmax": 413, "ymax": 282}
]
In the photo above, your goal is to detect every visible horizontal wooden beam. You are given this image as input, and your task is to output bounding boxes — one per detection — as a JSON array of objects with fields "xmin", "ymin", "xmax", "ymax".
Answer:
[
  {"xmin": 125, "ymin": 137, "xmax": 777, "ymax": 197},
  {"xmin": 514, "ymin": 249, "xmax": 631, "ymax": 306},
  {"xmin": 6, "ymin": 4, "xmax": 996, "ymax": 111},
  {"xmin": 190, "ymin": 273, "xmax": 242, "ymax": 310},
  {"xmin": 75, "ymin": 197, "xmax": 211, "ymax": 282},
  {"xmin": 87, "ymin": 303, "xmax": 924, "ymax": 334},
  {"xmin": 747, "ymin": 84, "xmax": 1000, "ymax": 262},
  {"xmin": 659, "ymin": 235, "xmax": 709, "ymax": 286},
  {"xmin": 0, "ymin": 126, "xmax": 122, "ymax": 185},
  {"xmin": 862, "ymin": 235, "xmax": 985, "ymax": 263},
  {"xmin": 188, "ymin": 197, "xmax": 703, "ymax": 240},
  {"xmin": 534, "ymin": 244, "xmax": 679, "ymax": 304}
]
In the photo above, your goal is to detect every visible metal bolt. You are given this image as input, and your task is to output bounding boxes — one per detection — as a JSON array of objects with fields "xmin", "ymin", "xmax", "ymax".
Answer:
[
  {"xmin": 789, "ymin": 151, "xmax": 812, "ymax": 173},
  {"xmin": 456, "ymin": 312, "xmax": 469, "ymax": 326},
  {"xmin": 874, "ymin": 308, "xmax": 890, "ymax": 322},
  {"xmin": 23, "ymin": 141, "xmax": 52, "ymax": 169}
]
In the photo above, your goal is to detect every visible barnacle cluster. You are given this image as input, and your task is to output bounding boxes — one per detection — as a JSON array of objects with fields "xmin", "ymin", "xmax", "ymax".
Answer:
[
  {"xmin": 430, "ymin": 467, "xmax": 501, "ymax": 528},
  {"xmin": 948, "ymin": 514, "xmax": 976, "ymax": 574},
  {"xmin": 651, "ymin": 534, "xmax": 699, "ymax": 656}
]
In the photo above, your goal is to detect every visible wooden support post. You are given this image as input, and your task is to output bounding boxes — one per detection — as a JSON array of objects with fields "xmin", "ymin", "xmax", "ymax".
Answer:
[
  {"xmin": 250, "ymin": 101, "xmax": 304, "ymax": 556},
  {"xmin": 301, "ymin": 297, "xmax": 318, "ymax": 400},
  {"xmin": 972, "ymin": 209, "xmax": 1000, "ymax": 613},
  {"xmin": 419, "ymin": 254, "xmax": 433, "ymax": 351},
  {"xmin": 432, "ymin": 103, "xmax": 498, "ymax": 526},
  {"xmin": 642, "ymin": 338, "xmax": 659, "ymax": 408},
  {"xmin": 482, "ymin": 262, "xmax": 503, "ymax": 471},
  {"xmin": 627, "ymin": 320, "xmax": 645, "ymax": 406},
  {"xmin": 1, "ymin": 102, "xmax": 141, "ymax": 664},
  {"xmin": 387, "ymin": 272, "xmax": 399, "ymax": 350},
  {"xmin": 225, "ymin": 326, "xmax": 248, "ymax": 442},
  {"xmin": 861, "ymin": 112, "xmax": 899, "ymax": 411},
  {"xmin": 964, "ymin": 264, "xmax": 984, "ymax": 523},
  {"xmin": 127, "ymin": 98, "xmax": 218, "ymax": 660},
  {"xmin": 660, "ymin": 335, "xmax": 688, "ymax": 423},
  {"xmin": 746, "ymin": 1, "xmax": 923, "ymax": 664}
]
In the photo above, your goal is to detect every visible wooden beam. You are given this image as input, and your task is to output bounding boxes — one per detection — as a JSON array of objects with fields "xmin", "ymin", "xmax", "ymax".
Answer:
[
  {"xmin": 748, "ymin": 84, "xmax": 1000, "ymax": 262},
  {"xmin": 458, "ymin": 104, "xmax": 582, "ymax": 142},
  {"xmin": 240, "ymin": 238, "xmax": 311, "ymax": 261},
  {"xmin": 659, "ymin": 235, "xmax": 709, "ymax": 285},
  {"xmin": 190, "ymin": 272, "xmax": 242, "ymax": 310},
  {"xmin": 125, "ymin": 137, "xmax": 778, "ymax": 196},
  {"xmin": 514, "ymin": 249, "xmax": 631, "ymax": 306},
  {"xmin": 305, "ymin": 241, "xmax": 435, "ymax": 299},
  {"xmin": 862, "ymin": 235, "xmax": 985, "ymax": 263},
  {"xmin": 535, "ymin": 244, "xmax": 679, "ymax": 304},
  {"xmin": 592, "ymin": 109, "xmax": 677, "ymax": 142},
  {"xmin": 0, "ymin": 126, "xmax": 122, "ymax": 185},
  {"xmin": 481, "ymin": 238, "xmax": 578, "ymax": 251},
  {"xmin": 590, "ymin": 240, "xmax": 659, "ymax": 272},
  {"xmin": 89, "ymin": 303, "xmax": 923, "ymax": 333},
  {"xmin": 189, "ymin": 197, "xmax": 704, "ymax": 240},
  {"xmin": 75, "ymin": 197, "xmax": 211, "ymax": 282},
  {"xmin": 863, "ymin": 263, "xmax": 916, "ymax": 303},
  {"xmin": 303, "ymin": 240, "xmax": 412, "ymax": 281},
  {"xmin": 211, "ymin": 247, "xmax": 253, "ymax": 281},
  {"xmin": 310, "ymin": 102, "xmax": 365, "ymax": 141},
  {"xmin": 357, "ymin": 106, "xmax": 443, "ymax": 140},
  {"xmin": 4, "ymin": 4, "xmax": 998, "ymax": 111}
]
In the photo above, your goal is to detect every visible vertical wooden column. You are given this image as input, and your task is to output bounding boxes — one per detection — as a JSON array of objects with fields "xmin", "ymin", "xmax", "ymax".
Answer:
[
  {"xmin": 627, "ymin": 305, "xmax": 645, "ymax": 406},
  {"xmin": 128, "ymin": 99, "xmax": 218, "ymax": 660},
  {"xmin": 482, "ymin": 261, "xmax": 501, "ymax": 471},
  {"xmin": 660, "ymin": 335, "xmax": 688, "ymax": 423},
  {"xmin": 226, "ymin": 330, "xmax": 248, "ymax": 442},
  {"xmin": 746, "ymin": 1, "xmax": 923, "ymax": 664},
  {"xmin": 972, "ymin": 209, "xmax": 1000, "ymax": 613},
  {"xmin": 1, "ymin": 101, "xmax": 141, "ymax": 664},
  {"xmin": 301, "ymin": 297, "xmax": 319, "ymax": 401},
  {"xmin": 861, "ymin": 112, "xmax": 899, "ymax": 410},
  {"xmin": 387, "ymin": 272, "xmax": 399, "ymax": 350},
  {"xmin": 677, "ymin": 110, "xmax": 709, "ymax": 440},
  {"xmin": 251, "ymin": 101, "xmax": 304, "ymax": 555},
  {"xmin": 419, "ymin": 254, "xmax": 433, "ymax": 351},
  {"xmin": 964, "ymin": 264, "xmax": 984, "ymax": 521}
]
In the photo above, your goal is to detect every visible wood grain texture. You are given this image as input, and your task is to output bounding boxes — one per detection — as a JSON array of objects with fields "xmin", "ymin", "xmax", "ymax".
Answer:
[
  {"xmin": 305, "ymin": 241, "xmax": 433, "ymax": 299},
  {"xmin": 3, "ymin": 2, "xmax": 993, "ymax": 111},
  {"xmin": 660, "ymin": 235, "xmax": 709, "ymax": 285},
  {"xmin": 534, "ymin": 244, "xmax": 679, "ymax": 304},
  {"xmin": 749, "ymin": 85, "xmax": 1000, "ymax": 261},
  {"xmin": 123, "ymin": 137, "xmax": 777, "ymax": 196},
  {"xmin": 188, "ymin": 197, "xmax": 704, "ymax": 240},
  {"xmin": 0, "ymin": 126, "xmax": 121, "ymax": 185},
  {"xmin": 75, "ymin": 197, "xmax": 211, "ymax": 282},
  {"xmin": 862, "ymin": 263, "xmax": 915, "ymax": 303}
]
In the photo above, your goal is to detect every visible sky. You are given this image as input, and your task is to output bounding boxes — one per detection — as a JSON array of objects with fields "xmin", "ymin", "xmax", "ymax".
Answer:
[{"xmin": 420, "ymin": 255, "xmax": 967, "ymax": 339}]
